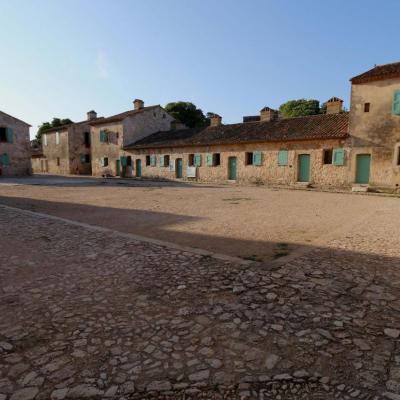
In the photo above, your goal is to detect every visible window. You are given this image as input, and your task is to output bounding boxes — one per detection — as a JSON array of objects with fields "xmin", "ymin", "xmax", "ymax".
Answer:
[
  {"xmin": 85, "ymin": 154, "xmax": 90, "ymax": 163},
  {"xmin": 84, "ymin": 132, "xmax": 90, "ymax": 147},
  {"xmin": 397, "ymin": 148, "xmax": 400, "ymax": 166},
  {"xmin": 245, "ymin": 152, "xmax": 253, "ymax": 165},
  {"xmin": 364, "ymin": 103, "xmax": 370, "ymax": 113},
  {"xmin": 55, "ymin": 131, "xmax": 60, "ymax": 145},
  {"xmin": 0, "ymin": 153, "xmax": 10, "ymax": 166},
  {"xmin": 393, "ymin": 90, "xmax": 400, "ymax": 115},
  {"xmin": 56, "ymin": 157, "xmax": 60, "ymax": 166},
  {"xmin": 323, "ymin": 149, "xmax": 333, "ymax": 164},
  {"xmin": 43, "ymin": 134, "xmax": 47, "ymax": 146},
  {"xmin": 162, "ymin": 113, "xmax": 166, "ymax": 118},
  {"xmin": 213, "ymin": 153, "xmax": 221, "ymax": 166},
  {"xmin": 100, "ymin": 130, "xmax": 108, "ymax": 142},
  {"xmin": 194, "ymin": 154, "xmax": 202, "ymax": 167},
  {"xmin": 278, "ymin": 150, "xmax": 288, "ymax": 166},
  {"xmin": 150, "ymin": 155, "xmax": 157, "ymax": 167},
  {"xmin": 333, "ymin": 149, "xmax": 345, "ymax": 166},
  {"xmin": 127, "ymin": 156, "xmax": 132, "ymax": 166},
  {"xmin": 102, "ymin": 157, "xmax": 109, "ymax": 167},
  {"xmin": 253, "ymin": 151, "xmax": 263, "ymax": 166},
  {"xmin": 146, "ymin": 155, "xmax": 151, "ymax": 166},
  {"xmin": 0, "ymin": 128, "xmax": 7, "ymax": 142},
  {"xmin": 188, "ymin": 154, "xmax": 195, "ymax": 166},
  {"xmin": 162, "ymin": 155, "xmax": 170, "ymax": 167}
]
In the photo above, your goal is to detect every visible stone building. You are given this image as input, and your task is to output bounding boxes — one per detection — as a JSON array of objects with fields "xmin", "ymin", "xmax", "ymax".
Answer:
[
  {"xmin": 90, "ymin": 99, "xmax": 174, "ymax": 177},
  {"xmin": 0, "ymin": 110, "xmax": 31, "ymax": 176},
  {"xmin": 349, "ymin": 62, "xmax": 400, "ymax": 188},
  {"xmin": 37, "ymin": 111, "xmax": 101, "ymax": 175},
  {"xmin": 124, "ymin": 100, "xmax": 350, "ymax": 187}
]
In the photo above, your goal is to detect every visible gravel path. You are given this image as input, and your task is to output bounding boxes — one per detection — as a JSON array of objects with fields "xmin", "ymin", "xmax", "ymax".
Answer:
[{"xmin": 0, "ymin": 202, "xmax": 400, "ymax": 399}]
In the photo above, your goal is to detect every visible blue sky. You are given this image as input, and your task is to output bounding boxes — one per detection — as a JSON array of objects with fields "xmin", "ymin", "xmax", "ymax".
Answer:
[{"xmin": 1, "ymin": 0, "xmax": 399, "ymax": 138}]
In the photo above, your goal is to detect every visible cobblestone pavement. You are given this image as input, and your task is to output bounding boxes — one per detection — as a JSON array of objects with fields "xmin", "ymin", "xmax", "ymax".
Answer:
[{"xmin": 1, "ymin": 204, "xmax": 400, "ymax": 400}]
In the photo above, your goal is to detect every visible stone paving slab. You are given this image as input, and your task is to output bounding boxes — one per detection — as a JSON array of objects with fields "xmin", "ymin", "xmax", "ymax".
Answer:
[{"xmin": 1, "ymin": 205, "xmax": 400, "ymax": 399}]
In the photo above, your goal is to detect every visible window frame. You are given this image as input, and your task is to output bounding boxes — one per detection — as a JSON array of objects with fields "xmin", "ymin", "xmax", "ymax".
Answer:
[
  {"xmin": 245, "ymin": 152, "xmax": 254, "ymax": 166},
  {"xmin": 188, "ymin": 154, "xmax": 195, "ymax": 166},
  {"xmin": 213, "ymin": 153, "xmax": 221, "ymax": 166},
  {"xmin": 146, "ymin": 155, "xmax": 151, "ymax": 166},
  {"xmin": 323, "ymin": 149, "xmax": 333, "ymax": 165},
  {"xmin": 364, "ymin": 102, "xmax": 370, "ymax": 113},
  {"xmin": 0, "ymin": 127, "xmax": 7, "ymax": 143}
]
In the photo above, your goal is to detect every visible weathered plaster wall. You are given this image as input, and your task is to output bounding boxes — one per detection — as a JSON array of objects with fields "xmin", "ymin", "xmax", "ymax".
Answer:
[
  {"xmin": 42, "ymin": 129, "xmax": 70, "ymax": 174},
  {"xmin": 125, "ymin": 139, "xmax": 351, "ymax": 187},
  {"xmin": 0, "ymin": 112, "xmax": 31, "ymax": 176},
  {"xmin": 349, "ymin": 78, "xmax": 400, "ymax": 186},
  {"xmin": 68, "ymin": 123, "xmax": 92, "ymax": 175}
]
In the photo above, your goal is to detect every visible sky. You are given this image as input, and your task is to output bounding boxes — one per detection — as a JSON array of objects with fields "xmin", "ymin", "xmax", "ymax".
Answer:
[{"xmin": 1, "ymin": 0, "xmax": 400, "ymax": 138}]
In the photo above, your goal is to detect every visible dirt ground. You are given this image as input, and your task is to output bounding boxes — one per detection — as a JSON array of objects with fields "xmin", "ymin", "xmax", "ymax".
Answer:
[{"xmin": 0, "ymin": 175, "xmax": 397, "ymax": 261}]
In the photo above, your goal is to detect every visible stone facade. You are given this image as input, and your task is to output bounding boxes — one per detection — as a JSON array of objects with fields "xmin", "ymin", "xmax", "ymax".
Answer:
[
  {"xmin": 126, "ymin": 139, "xmax": 351, "ymax": 187},
  {"xmin": 349, "ymin": 76, "xmax": 400, "ymax": 187},
  {"xmin": 90, "ymin": 104, "xmax": 174, "ymax": 177},
  {"xmin": 0, "ymin": 111, "xmax": 31, "ymax": 176}
]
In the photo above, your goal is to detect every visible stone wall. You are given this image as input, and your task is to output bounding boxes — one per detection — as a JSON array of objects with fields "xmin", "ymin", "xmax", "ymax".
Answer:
[
  {"xmin": 68, "ymin": 123, "xmax": 92, "ymax": 175},
  {"xmin": 0, "ymin": 112, "xmax": 31, "ymax": 176},
  {"xmin": 349, "ymin": 77, "xmax": 400, "ymax": 187},
  {"xmin": 41, "ymin": 129, "xmax": 70, "ymax": 174},
  {"xmin": 125, "ymin": 139, "xmax": 352, "ymax": 187}
]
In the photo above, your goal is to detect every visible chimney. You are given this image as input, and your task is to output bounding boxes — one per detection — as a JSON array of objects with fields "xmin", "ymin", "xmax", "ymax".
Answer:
[
  {"xmin": 209, "ymin": 113, "xmax": 222, "ymax": 127},
  {"xmin": 326, "ymin": 97, "xmax": 343, "ymax": 114},
  {"xmin": 260, "ymin": 107, "xmax": 278, "ymax": 122},
  {"xmin": 133, "ymin": 99, "xmax": 144, "ymax": 110},
  {"xmin": 87, "ymin": 110, "xmax": 97, "ymax": 121}
]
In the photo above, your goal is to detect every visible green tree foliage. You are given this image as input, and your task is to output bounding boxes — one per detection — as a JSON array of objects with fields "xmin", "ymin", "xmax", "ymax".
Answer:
[
  {"xmin": 165, "ymin": 102, "xmax": 208, "ymax": 128},
  {"xmin": 36, "ymin": 118, "xmax": 73, "ymax": 143},
  {"xmin": 279, "ymin": 99, "xmax": 321, "ymax": 118}
]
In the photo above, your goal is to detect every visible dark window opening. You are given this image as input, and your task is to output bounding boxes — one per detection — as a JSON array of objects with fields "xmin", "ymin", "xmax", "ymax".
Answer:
[
  {"xmin": 127, "ymin": 156, "xmax": 132, "ymax": 166},
  {"xmin": 146, "ymin": 155, "xmax": 151, "ymax": 166},
  {"xmin": 162, "ymin": 113, "xmax": 166, "ymax": 119},
  {"xmin": 0, "ymin": 128, "xmax": 6, "ymax": 142},
  {"xmin": 245, "ymin": 152, "xmax": 253, "ymax": 165},
  {"xmin": 188, "ymin": 154, "xmax": 195, "ymax": 166},
  {"xmin": 104, "ymin": 157, "xmax": 109, "ymax": 167},
  {"xmin": 85, "ymin": 154, "xmax": 90, "ymax": 163},
  {"xmin": 364, "ymin": 103, "xmax": 370, "ymax": 113},
  {"xmin": 213, "ymin": 153, "xmax": 221, "ymax": 166},
  {"xmin": 323, "ymin": 149, "xmax": 333, "ymax": 164},
  {"xmin": 56, "ymin": 157, "xmax": 60, "ymax": 166},
  {"xmin": 84, "ymin": 132, "xmax": 90, "ymax": 147},
  {"xmin": 164, "ymin": 155, "xmax": 170, "ymax": 167}
]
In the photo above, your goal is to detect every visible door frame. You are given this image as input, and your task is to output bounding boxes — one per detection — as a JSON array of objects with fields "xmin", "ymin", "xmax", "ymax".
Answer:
[
  {"xmin": 228, "ymin": 156, "xmax": 237, "ymax": 181},
  {"xmin": 175, "ymin": 158, "xmax": 183, "ymax": 179},
  {"xmin": 355, "ymin": 153, "xmax": 371, "ymax": 184},
  {"xmin": 135, "ymin": 159, "xmax": 142, "ymax": 178},
  {"xmin": 297, "ymin": 153, "xmax": 311, "ymax": 182},
  {"xmin": 116, "ymin": 159, "xmax": 121, "ymax": 176}
]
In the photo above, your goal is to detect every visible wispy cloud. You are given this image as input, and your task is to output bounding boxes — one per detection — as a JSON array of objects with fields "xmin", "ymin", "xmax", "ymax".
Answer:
[{"xmin": 96, "ymin": 50, "xmax": 109, "ymax": 79}]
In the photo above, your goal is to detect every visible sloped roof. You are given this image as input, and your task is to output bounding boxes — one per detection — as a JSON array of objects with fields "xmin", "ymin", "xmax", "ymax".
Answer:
[
  {"xmin": 125, "ymin": 112, "xmax": 349, "ymax": 150},
  {"xmin": 89, "ymin": 105, "xmax": 160, "ymax": 126},
  {"xmin": 351, "ymin": 62, "xmax": 400, "ymax": 84},
  {"xmin": 0, "ymin": 110, "xmax": 31, "ymax": 127},
  {"xmin": 42, "ymin": 117, "xmax": 105, "ymax": 133}
]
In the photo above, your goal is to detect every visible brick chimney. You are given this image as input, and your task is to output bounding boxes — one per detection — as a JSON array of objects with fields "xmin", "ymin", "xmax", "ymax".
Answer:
[
  {"xmin": 260, "ymin": 107, "xmax": 278, "ymax": 122},
  {"xmin": 209, "ymin": 113, "xmax": 222, "ymax": 127},
  {"xmin": 133, "ymin": 99, "xmax": 144, "ymax": 110},
  {"xmin": 326, "ymin": 97, "xmax": 343, "ymax": 114},
  {"xmin": 87, "ymin": 110, "xmax": 97, "ymax": 121}
]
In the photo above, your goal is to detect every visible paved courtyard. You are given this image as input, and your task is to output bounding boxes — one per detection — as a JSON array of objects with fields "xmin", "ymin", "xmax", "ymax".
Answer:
[{"xmin": 1, "ymin": 183, "xmax": 400, "ymax": 399}]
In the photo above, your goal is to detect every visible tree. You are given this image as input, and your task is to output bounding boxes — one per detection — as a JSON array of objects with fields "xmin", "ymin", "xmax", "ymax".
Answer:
[
  {"xmin": 36, "ymin": 118, "xmax": 73, "ymax": 144},
  {"xmin": 165, "ymin": 102, "xmax": 208, "ymax": 128},
  {"xmin": 279, "ymin": 99, "xmax": 320, "ymax": 118}
]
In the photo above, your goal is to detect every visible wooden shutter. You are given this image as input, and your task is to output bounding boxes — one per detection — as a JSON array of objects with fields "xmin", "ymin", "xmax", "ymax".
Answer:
[
  {"xmin": 206, "ymin": 154, "xmax": 213, "ymax": 166},
  {"xmin": 393, "ymin": 91, "xmax": 400, "ymax": 115},
  {"xmin": 2, "ymin": 153, "xmax": 10, "ymax": 166},
  {"xmin": 278, "ymin": 150, "xmax": 288, "ymax": 166},
  {"xmin": 333, "ymin": 149, "xmax": 345, "ymax": 166},
  {"xmin": 100, "ymin": 130, "xmax": 105, "ymax": 142},
  {"xmin": 55, "ymin": 131, "xmax": 60, "ymax": 145},
  {"xmin": 150, "ymin": 155, "xmax": 156, "ymax": 166},
  {"xmin": 194, "ymin": 154, "xmax": 202, "ymax": 167},
  {"xmin": 6, "ymin": 128, "xmax": 13, "ymax": 143},
  {"xmin": 160, "ymin": 155, "xmax": 165, "ymax": 167},
  {"xmin": 253, "ymin": 151, "xmax": 262, "ymax": 166}
]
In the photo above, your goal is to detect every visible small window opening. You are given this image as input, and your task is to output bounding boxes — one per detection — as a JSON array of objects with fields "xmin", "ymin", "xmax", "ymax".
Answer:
[
  {"xmin": 397, "ymin": 148, "xmax": 400, "ymax": 166},
  {"xmin": 146, "ymin": 155, "xmax": 151, "ymax": 166},
  {"xmin": 56, "ymin": 157, "xmax": 60, "ymax": 166},
  {"xmin": 323, "ymin": 149, "xmax": 333, "ymax": 164},
  {"xmin": 84, "ymin": 132, "xmax": 90, "ymax": 147},
  {"xmin": 0, "ymin": 128, "xmax": 7, "ymax": 142},
  {"xmin": 188, "ymin": 154, "xmax": 195, "ymax": 166},
  {"xmin": 85, "ymin": 154, "xmax": 90, "ymax": 163},
  {"xmin": 162, "ymin": 113, "xmax": 166, "ymax": 119},
  {"xmin": 213, "ymin": 153, "xmax": 221, "ymax": 166},
  {"xmin": 164, "ymin": 155, "xmax": 170, "ymax": 167},
  {"xmin": 245, "ymin": 152, "xmax": 254, "ymax": 165},
  {"xmin": 127, "ymin": 156, "xmax": 132, "ymax": 166},
  {"xmin": 103, "ymin": 157, "xmax": 109, "ymax": 167},
  {"xmin": 364, "ymin": 103, "xmax": 370, "ymax": 113}
]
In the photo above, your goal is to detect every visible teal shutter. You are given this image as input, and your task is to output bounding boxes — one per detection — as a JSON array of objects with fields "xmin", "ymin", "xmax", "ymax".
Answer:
[
  {"xmin": 253, "ymin": 151, "xmax": 262, "ymax": 166},
  {"xmin": 150, "ymin": 155, "xmax": 156, "ymax": 166},
  {"xmin": 160, "ymin": 155, "xmax": 165, "ymax": 167},
  {"xmin": 206, "ymin": 154, "xmax": 213, "ymax": 166},
  {"xmin": 2, "ymin": 153, "xmax": 10, "ymax": 166},
  {"xmin": 278, "ymin": 150, "xmax": 288, "ymax": 166},
  {"xmin": 6, "ymin": 128, "xmax": 13, "ymax": 143},
  {"xmin": 194, "ymin": 154, "xmax": 202, "ymax": 167},
  {"xmin": 100, "ymin": 130, "xmax": 107, "ymax": 142},
  {"xmin": 393, "ymin": 90, "xmax": 400, "ymax": 115},
  {"xmin": 333, "ymin": 148, "xmax": 345, "ymax": 166},
  {"xmin": 120, "ymin": 156, "xmax": 127, "ymax": 167},
  {"xmin": 80, "ymin": 154, "xmax": 85, "ymax": 164}
]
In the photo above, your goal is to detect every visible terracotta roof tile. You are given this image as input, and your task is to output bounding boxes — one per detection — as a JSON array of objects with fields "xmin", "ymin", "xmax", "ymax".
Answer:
[
  {"xmin": 351, "ymin": 62, "xmax": 400, "ymax": 84},
  {"xmin": 125, "ymin": 112, "xmax": 349, "ymax": 150}
]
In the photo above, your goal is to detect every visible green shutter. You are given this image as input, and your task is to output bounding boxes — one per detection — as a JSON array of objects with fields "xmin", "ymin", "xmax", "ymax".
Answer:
[
  {"xmin": 206, "ymin": 154, "xmax": 213, "ymax": 166},
  {"xmin": 393, "ymin": 90, "xmax": 400, "ymax": 115},
  {"xmin": 100, "ymin": 130, "xmax": 107, "ymax": 142},
  {"xmin": 120, "ymin": 156, "xmax": 127, "ymax": 167},
  {"xmin": 253, "ymin": 151, "xmax": 262, "ymax": 166},
  {"xmin": 194, "ymin": 154, "xmax": 202, "ymax": 167},
  {"xmin": 80, "ymin": 154, "xmax": 85, "ymax": 164},
  {"xmin": 160, "ymin": 155, "xmax": 165, "ymax": 167},
  {"xmin": 150, "ymin": 155, "xmax": 156, "ymax": 166},
  {"xmin": 278, "ymin": 150, "xmax": 288, "ymax": 166},
  {"xmin": 6, "ymin": 128, "xmax": 13, "ymax": 143},
  {"xmin": 333, "ymin": 148, "xmax": 345, "ymax": 166},
  {"xmin": 2, "ymin": 153, "xmax": 10, "ymax": 166}
]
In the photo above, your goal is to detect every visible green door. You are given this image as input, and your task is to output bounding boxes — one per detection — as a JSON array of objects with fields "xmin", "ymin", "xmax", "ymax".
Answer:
[
  {"xmin": 176, "ymin": 158, "xmax": 183, "ymax": 178},
  {"xmin": 298, "ymin": 154, "xmax": 310, "ymax": 182},
  {"xmin": 228, "ymin": 157, "xmax": 237, "ymax": 180},
  {"xmin": 355, "ymin": 154, "xmax": 371, "ymax": 184},
  {"xmin": 116, "ymin": 160, "xmax": 121, "ymax": 176},
  {"xmin": 135, "ymin": 159, "xmax": 142, "ymax": 177}
]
